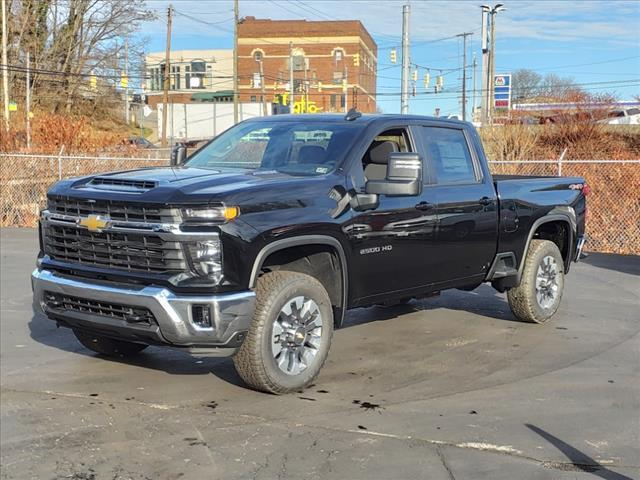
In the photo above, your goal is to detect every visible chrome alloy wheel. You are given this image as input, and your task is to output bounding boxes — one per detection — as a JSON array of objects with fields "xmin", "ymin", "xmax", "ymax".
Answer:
[
  {"xmin": 271, "ymin": 296, "xmax": 323, "ymax": 376},
  {"xmin": 535, "ymin": 255, "xmax": 559, "ymax": 309}
]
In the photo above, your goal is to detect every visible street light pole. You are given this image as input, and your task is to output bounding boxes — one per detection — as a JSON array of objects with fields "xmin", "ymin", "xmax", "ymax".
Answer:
[{"xmin": 400, "ymin": 4, "xmax": 410, "ymax": 114}]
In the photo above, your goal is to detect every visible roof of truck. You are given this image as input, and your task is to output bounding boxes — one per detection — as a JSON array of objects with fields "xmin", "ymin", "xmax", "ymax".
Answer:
[{"xmin": 244, "ymin": 113, "xmax": 469, "ymax": 127}]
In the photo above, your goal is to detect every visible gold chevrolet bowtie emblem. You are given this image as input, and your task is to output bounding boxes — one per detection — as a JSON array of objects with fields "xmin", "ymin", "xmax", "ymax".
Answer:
[{"xmin": 77, "ymin": 214, "xmax": 111, "ymax": 232}]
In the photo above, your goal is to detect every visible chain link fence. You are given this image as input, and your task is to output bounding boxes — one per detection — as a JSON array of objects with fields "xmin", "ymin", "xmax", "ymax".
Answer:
[{"xmin": 1, "ymin": 154, "xmax": 638, "ymax": 255}]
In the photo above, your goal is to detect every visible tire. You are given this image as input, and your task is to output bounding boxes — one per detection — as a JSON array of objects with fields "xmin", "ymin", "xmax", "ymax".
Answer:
[
  {"xmin": 507, "ymin": 239, "xmax": 565, "ymax": 324},
  {"xmin": 233, "ymin": 271, "xmax": 334, "ymax": 394},
  {"xmin": 73, "ymin": 329, "xmax": 148, "ymax": 357}
]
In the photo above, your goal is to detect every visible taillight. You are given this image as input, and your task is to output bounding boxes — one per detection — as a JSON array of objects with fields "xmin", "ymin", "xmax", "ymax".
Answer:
[{"xmin": 582, "ymin": 183, "xmax": 590, "ymax": 196}]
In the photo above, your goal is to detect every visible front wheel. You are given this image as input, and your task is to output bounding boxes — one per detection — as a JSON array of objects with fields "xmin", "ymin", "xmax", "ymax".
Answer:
[
  {"xmin": 233, "ymin": 271, "xmax": 334, "ymax": 394},
  {"xmin": 507, "ymin": 239, "xmax": 565, "ymax": 323}
]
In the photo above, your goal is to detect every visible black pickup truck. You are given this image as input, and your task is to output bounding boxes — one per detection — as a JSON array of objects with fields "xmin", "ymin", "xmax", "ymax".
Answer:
[{"xmin": 32, "ymin": 113, "xmax": 587, "ymax": 393}]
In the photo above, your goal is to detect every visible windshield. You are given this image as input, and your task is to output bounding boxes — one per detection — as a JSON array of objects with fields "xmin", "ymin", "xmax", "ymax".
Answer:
[{"xmin": 185, "ymin": 120, "xmax": 364, "ymax": 176}]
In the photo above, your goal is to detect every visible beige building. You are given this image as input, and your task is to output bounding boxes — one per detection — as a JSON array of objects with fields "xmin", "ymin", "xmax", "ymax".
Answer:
[{"xmin": 144, "ymin": 49, "xmax": 234, "ymax": 107}]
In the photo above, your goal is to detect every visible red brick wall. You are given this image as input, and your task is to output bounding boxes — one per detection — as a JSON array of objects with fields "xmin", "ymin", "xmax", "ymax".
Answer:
[{"xmin": 238, "ymin": 17, "xmax": 378, "ymax": 113}]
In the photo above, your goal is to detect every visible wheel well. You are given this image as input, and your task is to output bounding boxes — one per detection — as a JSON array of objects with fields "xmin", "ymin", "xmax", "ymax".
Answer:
[
  {"xmin": 532, "ymin": 220, "xmax": 571, "ymax": 266},
  {"xmin": 259, "ymin": 244, "xmax": 344, "ymax": 325}
]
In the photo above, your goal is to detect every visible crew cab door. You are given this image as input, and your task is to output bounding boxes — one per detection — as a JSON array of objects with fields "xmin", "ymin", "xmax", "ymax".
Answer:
[
  {"xmin": 418, "ymin": 125, "xmax": 498, "ymax": 285},
  {"xmin": 344, "ymin": 125, "xmax": 439, "ymax": 302}
]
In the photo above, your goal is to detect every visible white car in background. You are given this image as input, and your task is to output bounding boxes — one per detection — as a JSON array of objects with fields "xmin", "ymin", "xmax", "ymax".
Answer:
[{"xmin": 600, "ymin": 107, "xmax": 640, "ymax": 125}]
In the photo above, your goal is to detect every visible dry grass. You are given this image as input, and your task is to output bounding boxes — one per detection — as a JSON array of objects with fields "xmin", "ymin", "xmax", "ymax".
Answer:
[{"xmin": 480, "ymin": 124, "xmax": 640, "ymax": 161}]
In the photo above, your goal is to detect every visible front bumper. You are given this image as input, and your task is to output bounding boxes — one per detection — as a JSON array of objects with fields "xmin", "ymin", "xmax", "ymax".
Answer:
[{"xmin": 32, "ymin": 269, "xmax": 255, "ymax": 355}]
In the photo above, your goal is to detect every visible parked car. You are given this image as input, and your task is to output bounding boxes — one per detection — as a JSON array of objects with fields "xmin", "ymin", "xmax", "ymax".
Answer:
[
  {"xmin": 598, "ymin": 108, "xmax": 640, "ymax": 125},
  {"xmin": 127, "ymin": 136, "xmax": 155, "ymax": 148},
  {"xmin": 32, "ymin": 112, "xmax": 588, "ymax": 394}
]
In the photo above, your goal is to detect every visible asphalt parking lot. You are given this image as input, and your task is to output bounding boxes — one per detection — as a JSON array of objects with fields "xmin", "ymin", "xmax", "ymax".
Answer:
[{"xmin": 1, "ymin": 227, "xmax": 639, "ymax": 480}]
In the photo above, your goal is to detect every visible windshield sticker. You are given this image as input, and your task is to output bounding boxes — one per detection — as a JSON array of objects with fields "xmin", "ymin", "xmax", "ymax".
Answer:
[{"xmin": 316, "ymin": 167, "xmax": 330, "ymax": 174}]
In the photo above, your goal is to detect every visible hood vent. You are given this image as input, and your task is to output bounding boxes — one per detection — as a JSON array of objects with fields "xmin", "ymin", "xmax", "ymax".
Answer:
[{"xmin": 88, "ymin": 177, "xmax": 158, "ymax": 192}]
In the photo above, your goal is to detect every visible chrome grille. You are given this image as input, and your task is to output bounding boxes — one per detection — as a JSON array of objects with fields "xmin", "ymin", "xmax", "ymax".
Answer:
[
  {"xmin": 47, "ymin": 197, "xmax": 179, "ymax": 224},
  {"xmin": 43, "ymin": 224, "xmax": 187, "ymax": 273},
  {"xmin": 43, "ymin": 291, "xmax": 156, "ymax": 325}
]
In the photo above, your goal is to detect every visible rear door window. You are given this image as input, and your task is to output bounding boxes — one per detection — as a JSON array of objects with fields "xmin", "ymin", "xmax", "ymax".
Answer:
[{"xmin": 422, "ymin": 127, "xmax": 479, "ymax": 184}]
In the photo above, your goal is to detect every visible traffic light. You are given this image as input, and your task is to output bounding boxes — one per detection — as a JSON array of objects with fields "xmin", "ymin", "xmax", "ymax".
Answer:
[
  {"xmin": 390, "ymin": 49, "xmax": 397, "ymax": 64},
  {"xmin": 436, "ymin": 74, "xmax": 444, "ymax": 93},
  {"xmin": 412, "ymin": 69, "xmax": 418, "ymax": 82},
  {"xmin": 353, "ymin": 53, "xmax": 360, "ymax": 67},
  {"xmin": 424, "ymin": 71, "xmax": 430, "ymax": 89},
  {"xmin": 89, "ymin": 71, "xmax": 97, "ymax": 91}
]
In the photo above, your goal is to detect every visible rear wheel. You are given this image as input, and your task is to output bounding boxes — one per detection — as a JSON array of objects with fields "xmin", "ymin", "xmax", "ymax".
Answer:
[
  {"xmin": 233, "ymin": 271, "xmax": 334, "ymax": 394},
  {"xmin": 507, "ymin": 239, "xmax": 565, "ymax": 323},
  {"xmin": 73, "ymin": 330, "xmax": 148, "ymax": 357}
]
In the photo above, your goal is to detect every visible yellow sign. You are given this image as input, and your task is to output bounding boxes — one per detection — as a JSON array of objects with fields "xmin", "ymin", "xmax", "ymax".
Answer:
[
  {"xmin": 77, "ymin": 214, "xmax": 111, "ymax": 232},
  {"xmin": 120, "ymin": 73, "xmax": 128, "ymax": 89},
  {"xmin": 277, "ymin": 92, "xmax": 323, "ymax": 114},
  {"xmin": 8, "ymin": 101, "xmax": 17, "ymax": 112}
]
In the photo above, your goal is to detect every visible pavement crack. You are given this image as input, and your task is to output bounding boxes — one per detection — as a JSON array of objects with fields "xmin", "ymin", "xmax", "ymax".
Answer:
[{"xmin": 436, "ymin": 447, "xmax": 456, "ymax": 480}]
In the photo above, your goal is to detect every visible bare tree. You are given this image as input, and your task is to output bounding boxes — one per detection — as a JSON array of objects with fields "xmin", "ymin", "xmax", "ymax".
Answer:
[
  {"xmin": 8, "ymin": 0, "xmax": 155, "ymax": 115},
  {"xmin": 511, "ymin": 69, "xmax": 582, "ymax": 103},
  {"xmin": 512, "ymin": 69, "xmax": 542, "ymax": 102}
]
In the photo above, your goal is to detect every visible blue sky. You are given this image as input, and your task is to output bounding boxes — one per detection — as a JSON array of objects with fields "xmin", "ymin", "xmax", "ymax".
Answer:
[{"xmin": 141, "ymin": 0, "xmax": 640, "ymax": 116}]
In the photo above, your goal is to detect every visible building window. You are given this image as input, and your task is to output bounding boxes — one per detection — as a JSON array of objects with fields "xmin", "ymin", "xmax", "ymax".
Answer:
[
  {"xmin": 250, "ymin": 95, "xmax": 257, "ymax": 102},
  {"xmin": 253, "ymin": 72, "xmax": 262, "ymax": 88},
  {"xmin": 171, "ymin": 65, "xmax": 180, "ymax": 90},
  {"xmin": 340, "ymin": 94, "xmax": 346, "ymax": 108},
  {"xmin": 330, "ymin": 94, "xmax": 336, "ymax": 109},
  {"xmin": 189, "ymin": 60, "xmax": 206, "ymax": 89},
  {"xmin": 292, "ymin": 55, "xmax": 306, "ymax": 71},
  {"xmin": 254, "ymin": 51, "xmax": 263, "ymax": 62},
  {"xmin": 332, "ymin": 71, "xmax": 344, "ymax": 85},
  {"xmin": 334, "ymin": 49, "xmax": 343, "ymax": 62}
]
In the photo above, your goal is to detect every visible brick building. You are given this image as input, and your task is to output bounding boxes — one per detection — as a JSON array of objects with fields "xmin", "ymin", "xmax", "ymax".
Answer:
[{"xmin": 238, "ymin": 17, "xmax": 377, "ymax": 114}]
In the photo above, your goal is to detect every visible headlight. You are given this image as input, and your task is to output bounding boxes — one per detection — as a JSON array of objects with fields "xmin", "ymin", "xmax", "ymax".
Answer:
[
  {"xmin": 182, "ymin": 205, "xmax": 239, "ymax": 224},
  {"xmin": 187, "ymin": 238, "xmax": 223, "ymax": 283}
]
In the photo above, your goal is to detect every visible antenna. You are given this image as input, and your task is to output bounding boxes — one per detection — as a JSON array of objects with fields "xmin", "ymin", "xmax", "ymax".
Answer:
[{"xmin": 345, "ymin": 107, "xmax": 362, "ymax": 121}]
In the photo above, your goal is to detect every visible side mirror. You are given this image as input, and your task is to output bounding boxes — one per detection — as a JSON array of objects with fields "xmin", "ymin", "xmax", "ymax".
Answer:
[
  {"xmin": 170, "ymin": 144, "xmax": 187, "ymax": 166},
  {"xmin": 365, "ymin": 152, "xmax": 422, "ymax": 196}
]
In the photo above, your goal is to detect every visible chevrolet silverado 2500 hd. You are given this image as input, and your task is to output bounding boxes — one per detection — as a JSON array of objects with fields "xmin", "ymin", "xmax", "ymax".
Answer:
[{"xmin": 32, "ymin": 113, "xmax": 587, "ymax": 393}]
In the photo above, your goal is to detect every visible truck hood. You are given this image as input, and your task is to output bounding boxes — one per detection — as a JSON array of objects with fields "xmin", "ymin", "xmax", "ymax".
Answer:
[{"xmin": 48, "ymin": 166, "xmax": 335, "ymax": 206}]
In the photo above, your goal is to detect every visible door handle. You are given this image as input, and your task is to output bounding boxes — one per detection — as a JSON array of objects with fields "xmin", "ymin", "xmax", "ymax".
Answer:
[
  {"xmin": 415, "ymin": 201, "xmax": 435, "ymax": 211},
  {"xmin": 479, "ymin": 196, "xmax": 493, "ymax": 206}
]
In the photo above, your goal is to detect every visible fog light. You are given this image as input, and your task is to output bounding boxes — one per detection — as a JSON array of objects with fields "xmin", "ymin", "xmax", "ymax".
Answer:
[{"xmin": 192, "ymin": 304, "xmax": 212, "ymax": 328}]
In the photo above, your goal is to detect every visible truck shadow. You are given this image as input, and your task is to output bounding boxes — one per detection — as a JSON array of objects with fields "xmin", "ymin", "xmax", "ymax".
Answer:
[
  {"xmin": 343, "ymin": 284, "xmax": 517, "ymax": 328},
  {"xmin": 28, "ymin": 283, "xmax": 518, "ymax": 387},
  {"xmin": 581, "ymin": 252, "xmax": 640, "ymax": 276}
]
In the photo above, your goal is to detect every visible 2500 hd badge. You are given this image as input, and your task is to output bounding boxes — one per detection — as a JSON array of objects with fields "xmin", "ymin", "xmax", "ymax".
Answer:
[{"xmin": 360, "ymin": 245, "xmax": 393, "ymax": 255}]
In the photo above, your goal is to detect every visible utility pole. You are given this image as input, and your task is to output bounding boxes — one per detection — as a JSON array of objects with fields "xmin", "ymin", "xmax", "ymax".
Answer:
[
  {"xmin": 233, "ymin": 0, "xmax": 239, "ymax": 123},
  {"xmin": 457, "ymin": 32, "xmax": 473, "ymax": 122},
  {"xmin": 480, "ymin": 5, "xmax": 489, "ymax": 125},
  {"xmin": 26, "ymin": 52, "xmax": 31, "ymax": 149},
  {"xmin": 488, "ymin": 10, "xmax": 497, "ymax": 125},
  {"xmin": 289, "ymin": 41, "xmax": 295, "ymax": 113},
  {"xmin": 124, "ymin": 40, "xmax": 129, "ymax": 125},
  {"xmin": 344, "ymin": 65, "xmax": 349, "ymax": 113},
  {"xmin": 472, "ymin": 53, "xmax": 477, "ymax": 122},
  {"xmin": 1, "ymin": 0, "xmax": 9, "ymax": 132},
  {"xmin": 258, "ymin": 59, "xmax": 267, "ymax": 116},
  {"xmin": 400, "ymin": 4, "xmax": 410, "ymax": 114},
  {"xmin": 161, "ymin": 5, "xmax": 173, "ymax": 147}
]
